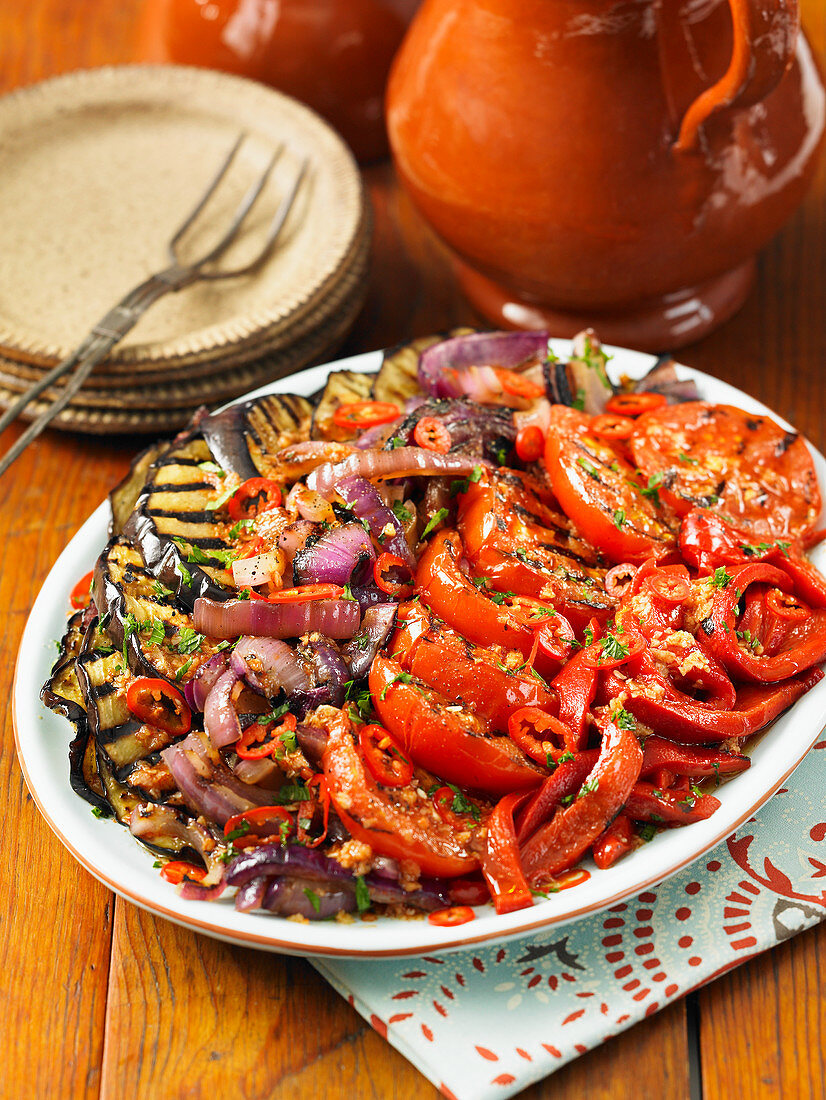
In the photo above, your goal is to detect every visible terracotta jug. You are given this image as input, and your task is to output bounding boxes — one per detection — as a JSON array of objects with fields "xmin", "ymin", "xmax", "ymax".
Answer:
[
  {"xmin": 140, "ymin": 0, "xmax": 419, "ymax": 163},
  {"xmin": 387, "ymin": 0, "xmax": 825, "ymax": 349}
]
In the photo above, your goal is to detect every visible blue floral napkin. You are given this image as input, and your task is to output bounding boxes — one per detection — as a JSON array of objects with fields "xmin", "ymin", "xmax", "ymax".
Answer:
[{"xmin": 314, "ymin": 735, "xmax": 826, "ymax": 1099}]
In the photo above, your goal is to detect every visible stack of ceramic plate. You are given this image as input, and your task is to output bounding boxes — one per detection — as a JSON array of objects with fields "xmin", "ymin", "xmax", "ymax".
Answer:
[{"xmin": 0, "ymin": 65, "xmax": 370, "ymax": 433}]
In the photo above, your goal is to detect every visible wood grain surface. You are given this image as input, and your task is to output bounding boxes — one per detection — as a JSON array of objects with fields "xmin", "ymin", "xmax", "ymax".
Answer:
[{"xmin": 0, "ymin": 2, "xmax": 824, "ymax": 1098}]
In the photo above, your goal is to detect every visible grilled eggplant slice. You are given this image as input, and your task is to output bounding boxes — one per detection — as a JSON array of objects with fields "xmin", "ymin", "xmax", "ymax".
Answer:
[
  {"xmin": 93, "ymin": 538, "xmax": 223, "ymax": 681},
  {"xmin": 41, "ymin": 610, "xmax": 88, "ymax": 722},
  {"xmin": 124, "ymin": 434, "xmax": 236, "ymax": 609},
  {"xmin": 109, "ymin": 440, "xmax": 168, "ymax": 537},
  {"xmin": 68, "ymin": 718, "xmax": 111, "ymax": 816},
  {"xmin": 202, "ymin": 393, "xmax": 313, "ymax": 480},
  {"xmin": 310, "ymin": 370, "xmax": 375, "ymax": 441},
  {"xmin": 372, "ymin": 329, "xmax": 476, "ymax": 407}
]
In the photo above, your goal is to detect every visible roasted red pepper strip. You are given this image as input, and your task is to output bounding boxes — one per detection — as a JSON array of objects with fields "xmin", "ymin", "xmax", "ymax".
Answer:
[
  {"xmin": 515, "ymin": 750, "xmax": 599, "ymax": 844},
  {"xmin": 698, "ymin": 562, "xmax": 826, "ymax": 682},
  {"xmin": 552, "ymin": 648, "xmax": 598, "ymax": 751},
  {"xmin": 126, "ymin": 677, "xmax": 191, "ymax": 735},
  {"xmin": 605, "ymin": 664, "xmax": 822, "ymax": 741},
  {"xmin": 623, "ymin": 782, "xmax": 721, "ymax": 824},
  {"xmin": 640, "ymin": 736, "xmax": 750, "ymax": 779},
  {"xmin": 480, "ymin": 791, "xmax": 534, "ymax": 914},
  {"xmin": 519, "ymin": 721, "xmax": 643, "ymax": 883},
  {"xmin": 69, "ymin": 569, "xmax": 95, "ymax": 609},
  {"xmin": 592, "ymin": 813, "xmax": 634, "ymax": 869},
  {"xmin": 507, "ymin": 707, "xmax": 572, "ymax": 766}
]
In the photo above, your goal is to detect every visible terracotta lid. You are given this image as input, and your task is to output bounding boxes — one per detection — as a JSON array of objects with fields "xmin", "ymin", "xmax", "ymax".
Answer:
[{"xmin": 0, "ymin": 65, "xmax": 368, "ymax": 372}]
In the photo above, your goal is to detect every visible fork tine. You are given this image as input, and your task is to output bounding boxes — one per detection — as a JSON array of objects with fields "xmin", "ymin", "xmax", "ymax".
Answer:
[
  {"xmin": 167, "ymin": 131, "xmax": 247, "ymax": 262},
  {"xmin": 197, "ymin": 157, "xmax": 309, "ymax": 280},
  {"xmin": 190, "ymin": 143, "xmax": 285, "ymax": 270}
]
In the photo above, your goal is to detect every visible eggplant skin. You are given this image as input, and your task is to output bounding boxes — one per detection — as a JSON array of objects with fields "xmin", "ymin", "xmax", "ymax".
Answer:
[{"xmin": 41, "ymin": 610, "xmax": 88, "ymax": 722}]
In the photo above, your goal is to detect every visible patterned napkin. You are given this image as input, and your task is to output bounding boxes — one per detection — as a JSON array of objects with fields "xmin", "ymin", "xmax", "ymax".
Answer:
[{"xmin": 314, "ymin": 735, "xmax": 826, "ymax": 1099}]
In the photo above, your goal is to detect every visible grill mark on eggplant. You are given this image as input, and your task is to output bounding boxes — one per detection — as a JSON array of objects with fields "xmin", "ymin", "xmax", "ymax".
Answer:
[
  {"xmin": 146, "ymin": 508, "xmax": 221, "ymax": 524},
  {"xmin": 150, "ymin": 481, "xmax": 213, "ymax": 493}
]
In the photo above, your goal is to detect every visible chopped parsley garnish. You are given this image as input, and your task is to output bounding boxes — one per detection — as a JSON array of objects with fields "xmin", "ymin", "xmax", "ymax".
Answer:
[
  {"xmin": 449, "ymin": 465, "xmax": 484, "ymax": 497},
  {"xmin": 600, "ymin": 630, "xmax": 630, "ymax": 662},
  {"xmin": 638, "ymin": 822, "xmax": 657, "ymax": 843},
  {"xmin": 341, "ymin": 583, "xmax": 357, "ymax": 602},
  {"xmin": 391, "ymin": 500, "xmax": 413, "ymax": 525},
  {"xmin": 173, "ymin": 538, "xmax": 239, "ymax": 568},
  {"xmin": 576, "ymin": 456, "xmax": 602, "ymax": 480},
  {"xmin": 225, "ymin": 820, "xmax": 251, "ymax": 842},
  {"xmin": 259, "ymin": 702, "xmax": 290, "ymax": 725},
  {"xmin": 613, "ymin": 508, "xmax": 626, "ymax": 529},
  {"xmin": 421, "ymin": 508, "xmax": 450, "ymax": 539},
  {"xmin": 277, "ymin": 782, "xmax": 312, "ymax": 804},
  {"xmin": 578, "ymin": 777, "xmax": 599, "ymax": 799},
  {"xmin": 121, "ymin": 612, "xmax": 139, "ymax": 664},
  {"xmin": 712, "ymin": 566, "xmax": 732, "ymax": 589},
  {"xmin": 583, "ymin": 626, "xmax": 595, "ymax": 647},
  {"xmin": 303, "ymin": 887, "xmax": 322, "ymax": 914},
  {"xmin": 390, "ymin": 437, "xmax": 407, "ymax": 449},
  {"xmin": 613, "ymin": 707, "xmax": 637, "ymax": 730},
  {"xmin": 380, "ymin": 670, "xmax": 414, "ymax": 700},
  {"xmin": 736, "ymin": 628, "xmax": 760, "ymax": 652},
  {"xmin": 91, "ymin": 806, "xmax": 105, "ymax": 819},
  {"xmin": 677, "ymin": 452, "xmax": 699, "ymax": 465},
  {"xmin": 446, "ymin": 782, "xmax": 481, "ymax": 821},
  {"xmin": 198, "ymin": 460, "xmax": 226, "ymax": 477},
  {"xmin": 152, "ymin": 580, "xmax": 174, "ymax": 600},
  {"xmin": 572, "ymin": 389, "xmax": 586, "ymax": 412},
  {"xmin": 175, "ymin": 656, "xmax": 196, "ymax": 681},
  {"xmin": 639, "ymin": 472, "xmax": 664, "ymax": 503},
  {"xmin": 229, "ymin": 518, "xmax": 254, "ymax": 539},
  {"xmin": 279, "ymin": 727, "xmax": 298, "ymax": 754},
  {"xmin": 515, "ymin": 548, "xmax": 531, "ymax": 564},
  {"xmin": 354, "ymin": 875, "xmax": 372, "ymax": 913},
  {"xmin": 205, "ymin": 484, "xmax": 238, "ymax": 513},
  {"xmin": 177, "ymin": 561, "xmax": 192, "ymax": 586},
  {"xmin": 176, "ymin": 626, "xmax": 205, "ymax": 655},
  {"xmin": 345, "ymin": 680, "xmax": 373, "ymax": 722},
  {"xmin": 740, "ymin": 539, "xmax": 791, "ymax": 558}
]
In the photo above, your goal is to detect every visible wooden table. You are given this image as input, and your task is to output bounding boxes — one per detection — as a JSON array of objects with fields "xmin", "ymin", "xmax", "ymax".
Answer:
[{"xmin": 2, "ymin": 3, "xmax": 825, "ymax": 1097}]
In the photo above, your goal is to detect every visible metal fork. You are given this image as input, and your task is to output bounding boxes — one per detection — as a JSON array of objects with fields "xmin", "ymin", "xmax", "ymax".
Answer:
[{"xmin": 0, "ymin": 133, "xmax": 308, "ymax": 477}]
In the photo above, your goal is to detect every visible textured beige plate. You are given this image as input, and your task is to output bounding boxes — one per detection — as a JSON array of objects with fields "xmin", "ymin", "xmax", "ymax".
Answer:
[{"xmin": 0, "ymin": 65, "xmax": 366, "ymax": 368}]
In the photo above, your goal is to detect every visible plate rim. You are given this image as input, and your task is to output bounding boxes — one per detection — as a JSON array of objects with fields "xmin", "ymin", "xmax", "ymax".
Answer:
[{"xmin": 13, "ymin": 340, "xmax": 826, "ymax": 957}]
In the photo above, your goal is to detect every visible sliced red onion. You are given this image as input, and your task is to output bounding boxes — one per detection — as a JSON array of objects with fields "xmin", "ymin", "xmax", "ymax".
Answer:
[
  {"xmin": 293, "ymin": 522, "xmax": 376, "ymax": 587},
  {"xmin": 306, "ymin": 447, "xmax": 487, "ymax": 499},
  {"xmin": 371, "ymin": 855, "xmax": 401, "ymax": 880},
  {"xmin": 194, "ymin": 596, "xmax": 361, "ymax": 640},
  {"xmin": 277, "ymin": 520, "xmax": 316, "ymax": 570},
  {"xmin": 295, "ymin": 723, "xmax": 329, "ymax": 764},
  {"xmin": 354, "ymin": 418, "xmax": 403, "ymax": 449},
  {"xmin": 184, "ymin": 652, "xmax": 229, "ymax": 712},
  {"xmin": 634, "ymin": 356, "xmax": 700, "ymax": 402},
  {"xmin": 161, "ymin": 741, "xmax": 274, "ymax": 826},
  {"xmin": 232, "ymin": 756, "xmax": 280, "ymax": 786},
  {"xmin": 263, "ymin": 877, "xmax": 357, "ymax": 920},
  {"xmin": 273, "ymin": 439, "xmax": 356, "ymax": 479},
  {"xmin": 337, "ymin": 475, "xmax": 415, "ymax": 569},
  {"xmin": 231, "ymin": 551, "xmax": 284, "ymax": 590},
  {"xmin": 204, "ymin": 669, "xmax": 242, "ymax": 748},
  {"xmin": 224, "ymin": 841, "xmax": 451, "ymax": 912},
  {"xmin": 231, "ymin": 636, "xmax": 310, "ymax": 696},
  {"xmin": 341, "ymin": 604, "xmax": 397, "ymax": 679},
  {"xmin": 129, "ymin": 802, "xmax": 226, "ymax": 884},
  {"xmin": 292, "ymin": 487, "xmax": 337, "ymax": 524},
  {"xmin": 234, "ymin": 876, "xmax": 270, "ymax": 912},
  {"xmin": 293, "ymin": 636, "xmax": 349, "ymax": 713},
  {"xmin": 179, "ymin": 879, "xmax": 226, "ymax": 902},
  {"xmin": 419, "ymin": 331, "xmax": 551, "ymax": 398}
]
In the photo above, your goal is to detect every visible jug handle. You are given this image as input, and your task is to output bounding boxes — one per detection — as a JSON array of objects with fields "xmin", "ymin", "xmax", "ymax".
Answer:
[{"xmin": 674, "ymin": 0, "xmax": 799, "ymax": 152}]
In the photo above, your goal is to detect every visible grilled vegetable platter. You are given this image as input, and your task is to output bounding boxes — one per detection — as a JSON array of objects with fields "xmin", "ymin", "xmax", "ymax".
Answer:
[{"xmin": 29, "ymin": 329, "xmax": 826, "ymax": 947}]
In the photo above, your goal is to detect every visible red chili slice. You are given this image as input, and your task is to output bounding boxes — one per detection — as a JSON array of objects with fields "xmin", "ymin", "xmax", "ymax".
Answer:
[
  {"xmin": 235, "ymin": 713, "xmax": 297, "ymax": 759},
  {"xmin": 590, "ymin": 413, "xmax": 635, "ymax": 440},
  {"xmin": 604, "ymin": 562, "xmax": 637, "ymax": 599},
  {"xmin": 649, "ymin": 570, "xmax": 690, "ymax": 605},
  {"xmin": 69, "ymin": 569, "xmax": 95, "ymax": 610},
  {"xmin": 414, "ymin": 416, "xmax": 452, "ymax": 453},
  {"xmin": 126, "ymin": 677, "xmax": 191, "ymax": 735},
  {"xmin": 224, "ymin": 805, "xmax": 295, "ymax": 841},
  {"xmin": 428, "ymin": 905, "xmax": 477, "ymax": 926},
  {"xmin": 302, "ymin": 774, "xmax": 331, "ymax": 848},
  {"xmin": 605, "ymin": 392, "xmax": 667, "ymax": 417},
  {"xmin": 432, "ymin": 786, "xmax": 478, "ymax": 829},
  {"xmin": 494, "ymin": 368, "xmax": 545, "ymax": 400},
  {"xmin": 160, "ymin": 860, "xmax": 207, "ymax": 885},
  {"xmin": 266, "ymin": 583, "xmax": 345, "ymax": 603},
  {"xmin": 374, "ymin": 552, "xmax": 415, "ymax": 598},
  {"xmin": 504, "ymin": 595, "xmax": 559, "ymax": 629},
  {"xmin": 535, "ymin": 612, "xmax": 577, "ymax": 666},
  {"xmin": 507, "ymin": 707, "xmax": 571, "ymax": 766},
  {"xmin": 227, "ymin": 477, "xmax": 283, "ymax": 521},
  {"xmin": 580, "ymin": 628, "xmax": 645, "ymax": 670},
  {"xmin": 333, "ymin": 401, "xmax": 400, "ymax": 431},
  {"xmin": 515, "ymin": 425, "xmax": 545, "ymax": 463},
  {"xmin": 358, "ymin": 724, "xmax": 414, "ymax": 787},
  {"xmin": 766, "ymin": 588, "xmax": 808, "ymax": 621}
]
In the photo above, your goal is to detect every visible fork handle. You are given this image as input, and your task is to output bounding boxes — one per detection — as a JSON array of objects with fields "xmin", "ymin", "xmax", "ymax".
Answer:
[{"xmin": 0, "ymin": 270, "xmax": 185, "ymax": 458}]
